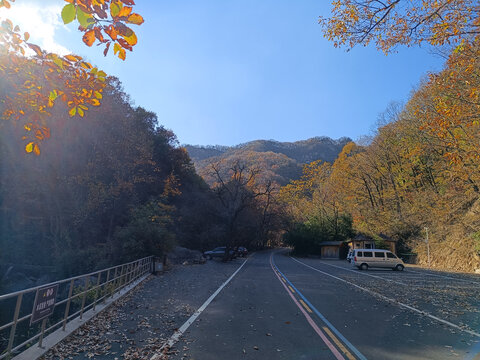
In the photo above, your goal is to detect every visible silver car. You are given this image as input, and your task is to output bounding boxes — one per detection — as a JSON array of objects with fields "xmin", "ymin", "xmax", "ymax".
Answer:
[{"xmin": 351, "ymin": 249, "xmax": 405, "ymax": 271}]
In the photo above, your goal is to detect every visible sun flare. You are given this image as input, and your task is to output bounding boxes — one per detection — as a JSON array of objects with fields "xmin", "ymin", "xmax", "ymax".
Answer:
[{"xmin": 0, "ymin": 2, "xmax": 69, "ymax": 55}]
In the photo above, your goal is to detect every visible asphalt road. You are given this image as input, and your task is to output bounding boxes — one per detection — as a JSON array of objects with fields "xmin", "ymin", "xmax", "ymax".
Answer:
[{"xmin": 169, "ymin": 249, "xmax": 480, "ymax": 360}]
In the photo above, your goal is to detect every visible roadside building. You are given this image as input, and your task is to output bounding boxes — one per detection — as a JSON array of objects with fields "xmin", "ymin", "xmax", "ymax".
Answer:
[
  {"xmin": 346, "ymin": 233, "xmax": 398, "ymax": 254},
  {"xmin": 320, "ymin": 241, "xmax": 344, "ymax": 259},
  {"xmin": 347, "ymin": 234, "xmax": 376, "ymax": 250}
]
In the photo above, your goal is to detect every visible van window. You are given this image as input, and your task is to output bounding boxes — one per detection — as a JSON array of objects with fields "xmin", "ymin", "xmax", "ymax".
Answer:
[
  {"xmin": 374, "ymin": 252, "xmax": 384, "ymax": 258},
  {"xmin": 386, "ymin": 252, "xmax": 397, "ymax": 259},
  {"xmin": 357, "ymin": 251, "xmax": 363, "ymax": 257},
  {"xmin": 363, "ymin": 252, "xmax": 373, "ymax": 257}
]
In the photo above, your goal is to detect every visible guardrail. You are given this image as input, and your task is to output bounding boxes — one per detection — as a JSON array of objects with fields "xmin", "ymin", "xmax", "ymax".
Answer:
[{"xmin": 0, "ymin": 256, "xmax": 154, "ymax": 359}]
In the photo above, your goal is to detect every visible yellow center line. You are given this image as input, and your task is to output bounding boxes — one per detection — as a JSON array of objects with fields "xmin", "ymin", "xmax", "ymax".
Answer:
[
  {"xmin": 323, "ymin": 326, "xmax": 356, "ymax": 360},
  {"xmin": 288, "ymin": 285, "xmax": 295, "ymax": 293},
  {"xmin": 281, "ymin": 277, "xmax": 286, "ymax": 283},
  {"xmin": 299, "ymin": 299, "xmax": 312, "ymax": 313}
]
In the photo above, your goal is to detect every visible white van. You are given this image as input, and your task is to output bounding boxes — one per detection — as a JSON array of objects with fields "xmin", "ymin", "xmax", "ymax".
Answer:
[{"xmin": 351, "ymin": 249, "xmax": 405, "ymax": 271}]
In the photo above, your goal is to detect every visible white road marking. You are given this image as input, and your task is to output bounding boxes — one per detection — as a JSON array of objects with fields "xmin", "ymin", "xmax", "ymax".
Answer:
[
  {"xmin": 407, "ymin": 269, "xmax": 480, "ymax": 285},
  {"xmin": 312, "ymin": 261, "xmax": 479, "ymax": 291},
  {"xmin": 315, "ymin": 260, "xmax": 409, "ymax": 286},
  {"xmin": 150, "ymin": 257, "xmax": 250, "ymax": 360},
  {"xmin": 291, "ymin": 257, "xmax": 480, "ymax": 339}
]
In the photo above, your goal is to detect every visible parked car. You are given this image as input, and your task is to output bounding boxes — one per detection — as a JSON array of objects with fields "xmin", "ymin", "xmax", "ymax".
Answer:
[
  {"xmin": 235, "ymin": 246, "xmax": 248, "ymax": 257},
  {"xmin": 351, "ymin": 249, "xmax": 405, "ymax": 271},
  {"xmin": 203, "ymin": 247, "xmax": 236, "ymax": 260}
]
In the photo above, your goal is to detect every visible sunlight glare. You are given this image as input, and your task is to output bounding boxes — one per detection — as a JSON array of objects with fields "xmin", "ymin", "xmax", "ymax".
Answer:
[{"xmin": 0, "ymin": 2, "xmax": 70, "ymax": 55}]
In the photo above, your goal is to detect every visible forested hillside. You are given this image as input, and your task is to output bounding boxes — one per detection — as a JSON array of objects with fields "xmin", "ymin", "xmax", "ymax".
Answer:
[
  {"xmin": 186, "ymin": 137, "xmax": 351, "ymax": 186},
  {"xmin": 280, "ymin": 40, "xmax": 480, "ymax": 272},
  {"xmin": 0, "ymin": 58, "xmax": 282, "ymax": 293}
]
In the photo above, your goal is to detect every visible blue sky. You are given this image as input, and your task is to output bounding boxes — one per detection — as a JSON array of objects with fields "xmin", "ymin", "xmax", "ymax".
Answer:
[{"xmin": 2, "ymin": 0, "xmax": 445, "ymax": 146}]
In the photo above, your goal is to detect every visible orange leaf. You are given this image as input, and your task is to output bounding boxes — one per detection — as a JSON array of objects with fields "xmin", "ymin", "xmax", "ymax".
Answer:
[
  {"xmin": 82, "ymin": 30, "xmax": 96, "ymax": 47},
  {"xmin": 127, "ymin": 13, "xmax": 144, "ymax": 25},
  {"xmin": 33, "ymin": 144, "xmax": 40, "ymax": 156},
  {"xmin": 104, "ymin": 25, "xmax": 118, "ymax": 40},
  {"xmin": 118, "ymin": 6, "xmax": 132, "ymax": 17},
  {"xmin": 65, "ymin": 55, "xmax": 79, "ymax": 62},
  {"xmin": 118, "ymin": 47, "xmax": 126, "ymax": 60}
]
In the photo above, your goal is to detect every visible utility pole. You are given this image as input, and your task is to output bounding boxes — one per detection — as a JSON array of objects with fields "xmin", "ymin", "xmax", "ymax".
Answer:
[{"xmin": 425, "ymin": 227, "xmax": 431, "ymax": 268}]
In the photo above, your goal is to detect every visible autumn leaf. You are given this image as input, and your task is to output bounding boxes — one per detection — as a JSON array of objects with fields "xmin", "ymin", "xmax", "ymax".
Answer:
[
  {"xmin": 104, "ymin": 25, "xmax": 118, "ymax": 40},
  {"xmin": 33, "ymin": 144, "xmax": 40, "ymax": 155},
  {"xmin": 123, "ymin": 31, "xmax": 137, "ymax": 46},
  {"xmin": 113, "ymin": 42, "xmax": 121, "ymax": 55},
  {"xmin": 64, "ymin": 55, "xmax": 80, "ymax": 62},
  {"xmin": 77, "ymin": 7, "xmax": 94, "ymax": 28},
  {"xmin": 110, "ymin": 2, "xmax": 121, "ymax": 18},
  {"xmin": 82, "ymin": 30, "xmax": 96, "ymax": 46},
  {"xmin": 118, "ymin": 6, "xmax": 133, "ymax": 18},
  {"xmin": 61, "ymin": 3, "xmax": 76, "ymax": 24},
  {"xmin": 118, "ymin": 47, "xmax": 126, "ymax": 60},
  {"xmin": 127, "ymin": 13, "xmax": 144, "ymax": 25},
  {"xmin": 27, "ymin": 43, "xmax": 42, "ymax": 56},
  {"xmin": 25, "ymin": 142, "xmax": 34, "ymax": 153}
]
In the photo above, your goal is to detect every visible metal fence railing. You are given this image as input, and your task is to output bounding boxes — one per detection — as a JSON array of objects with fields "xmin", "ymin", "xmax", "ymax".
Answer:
[{"xmin": 0, "ymin": 256, "xmax": 154, "ymax": 359}]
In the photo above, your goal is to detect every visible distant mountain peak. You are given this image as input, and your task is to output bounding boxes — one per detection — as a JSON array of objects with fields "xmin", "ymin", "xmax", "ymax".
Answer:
[{"xmin": 184, "ymin": 136, "xmax": 351, "ymax": 186}]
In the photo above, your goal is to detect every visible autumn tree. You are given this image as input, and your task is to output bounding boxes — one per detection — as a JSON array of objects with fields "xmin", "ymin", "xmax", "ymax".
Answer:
[
  {"xmin": 0, "ymin": 0, "xmax": 144, "ymax": 154},
  {"xmin": 319, "ymin": 0, "xmax": 480, "ymax": 53}
]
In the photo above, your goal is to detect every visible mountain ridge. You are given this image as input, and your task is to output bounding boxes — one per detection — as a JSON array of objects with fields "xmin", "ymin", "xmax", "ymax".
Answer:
[{"xmin": 185, "ymin": 136, "xmax": 352, "ymax": 186}]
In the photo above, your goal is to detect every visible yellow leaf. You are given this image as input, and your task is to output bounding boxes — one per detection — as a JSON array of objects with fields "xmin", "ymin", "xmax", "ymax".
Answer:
[
  {"xmin": 69, "ymin": 106, "xmax": 77, "ymax": 117},
  {"xmin": 25, "ymin": 142, "xmax": 34, "ymax": 153},
  {"xmin": 113, "ymin": 42, "xmax": 121, "ymax": 55},
  {"xmin": 118, "ymin": 47, "xmax": 126, "ymax": 61}
]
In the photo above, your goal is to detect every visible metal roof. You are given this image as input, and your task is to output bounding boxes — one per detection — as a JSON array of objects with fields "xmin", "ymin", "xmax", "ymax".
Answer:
[{"xmin": 319, "ymin": 241, "xmax": 344, "ymax": 246}]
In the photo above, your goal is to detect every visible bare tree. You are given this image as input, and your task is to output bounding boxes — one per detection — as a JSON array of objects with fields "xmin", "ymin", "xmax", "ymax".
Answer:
[{"xmin": 210, "ymin": 160, "xmax": 271, "ymax": 260}]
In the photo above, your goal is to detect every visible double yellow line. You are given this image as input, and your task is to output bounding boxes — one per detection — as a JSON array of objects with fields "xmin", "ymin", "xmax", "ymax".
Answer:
[
  {"xmin": 322, "ymin": 326, "xmax": 357, "ymax": 360},
  {"xmin": 278, "ymin": 274, "xmax": 357, "ymax": 360}
]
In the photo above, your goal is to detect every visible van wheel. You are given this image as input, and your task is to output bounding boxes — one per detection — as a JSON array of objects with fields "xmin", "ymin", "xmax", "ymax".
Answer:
[
  {"xmin": 395, "ymin": 264, "xmax": 404, "ymax": 272},
  {"xmin": 360, "ymin": 263, "xmax": 368, "ymax": 271}
]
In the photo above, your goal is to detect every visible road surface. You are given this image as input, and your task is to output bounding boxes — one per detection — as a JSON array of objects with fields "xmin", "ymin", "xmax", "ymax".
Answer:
[{"xmin": 169, "ymin": 249, "xmax": 480, "ymax": 360}]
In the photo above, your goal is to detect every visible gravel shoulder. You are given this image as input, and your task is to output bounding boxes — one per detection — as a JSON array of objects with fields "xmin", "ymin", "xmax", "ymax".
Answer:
[{"xmin": 41, "ymin": 258, "xmax": 245, "ymax": 360}]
